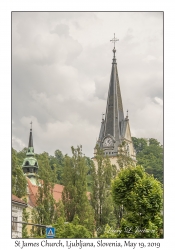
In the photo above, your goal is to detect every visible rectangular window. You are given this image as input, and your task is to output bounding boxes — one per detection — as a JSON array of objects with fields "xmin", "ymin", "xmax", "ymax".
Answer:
[{"xmin": 12, "ymin": 216, "xmax": 17, "ymax": 231}]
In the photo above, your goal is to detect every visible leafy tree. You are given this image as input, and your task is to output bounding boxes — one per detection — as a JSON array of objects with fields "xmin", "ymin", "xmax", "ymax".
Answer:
[
  {"xmin": 117, "ymin": 141, "xmax": 135, "ymax": 170},
  {"xmin": 49, "ymin": 149, "xmax": 65, "ymax": 184},
  {"xmin": 131, "ymin": 137, "xmax": 147, "ymax": 154},
  {"xmin": 85, "ymin": 156, "xmax": 94, "ymax": 192},
  {"xmin": 91, "ymin": 146, "xmax": 117, "ymax": 235},
  {"xmin": 16, "ymin": 147, "xmax": 28, "ymax": 166},
  {"xmin": 62, "ymin": 146, "xmax": 95, "ymax": 234},
  {"xmin": 149, "ymin": 138, "xmax": 162, "ymax": 147},
  {"xmin": 12, "ymin": 148, "xmax": 27, "ymax": 198},
  {"xmin": 31, "ymin": 152, "xmax": 60, "ymax": 236},
  {"xmin": 99, "ymin": 224, "xmax": 117, "ymax": 238},
  {"xmin": 22, "ymin": 197, "xmax": 29, "ymax": 238},
  {"xmin": 111, "ymin": 165, "xmax": 163, "ymax": 238},
  {"xmin": 54, "ymin": 217, "xmax": 92, "ymax": 238},
  {"xmin": 132, "ymin": 137, "xmax": 163, "ymax": 183}
]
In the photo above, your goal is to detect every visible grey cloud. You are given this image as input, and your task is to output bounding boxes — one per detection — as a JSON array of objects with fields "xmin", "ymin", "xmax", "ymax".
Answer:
[
  {"xmin": 12, "ymin": 12, "xmax": 163, "ymax": 157},
  {"xmin": 51, "ymin": 23, "xmax": 69, "ymax": 37}
]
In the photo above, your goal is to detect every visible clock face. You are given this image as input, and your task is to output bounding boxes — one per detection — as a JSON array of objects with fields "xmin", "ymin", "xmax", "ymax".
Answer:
[{"xmin": 103, "ymin": 137, "xmax": 113, "ymax": 147}]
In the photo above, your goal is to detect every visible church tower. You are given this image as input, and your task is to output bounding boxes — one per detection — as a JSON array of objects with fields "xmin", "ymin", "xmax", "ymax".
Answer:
[
  {"xmin": 22, "ymin": 122, "xmax": 39, "ymax": 185},
  {"xmin": 94, "ymin": 34, "xmax": 136, "ymax": 167}
]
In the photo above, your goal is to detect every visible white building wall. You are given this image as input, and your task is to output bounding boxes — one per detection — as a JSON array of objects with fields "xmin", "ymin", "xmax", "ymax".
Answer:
[{"xmin": 12, "ymin": 203, "xmax": 24, "ymax": 238}]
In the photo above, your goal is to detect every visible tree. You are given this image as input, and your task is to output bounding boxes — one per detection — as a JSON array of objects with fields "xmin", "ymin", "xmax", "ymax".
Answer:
[
  {"xmin": 22, "ymin": 197, "xmax": 29, "ymax": 238},
  {"xmin": 132, "ymin": 137, "xmax": 163, "ymax": 183},
  {"xmin": 54, "ymin": 216, "xmax": 92, "ymax": 238},
  {"xmin": 31, "ymin": 152, "xmax": 60, "ymax": 237},
  {"xmin": 131, "ymin": 137, "xmax": 147, "ymax": 154},
  {"xmin": 111, "ymin": 165, "xmax": 163, "ymax": 238},
  {"xmin": 16, "ymin": 147, "xmax": 28, "ymax": 166},
  {"xmin": 49, "ymin": 149, "xmax": 65, "ymax": 184},
  {"xmin": 62, "ymin": 146, "xmax": 95, "ymax": 234},
  {"xmin": 12, "ymin": 148, "xmax": 27, "ymax": 198},
  {"xmin": 91, "ymin": 145, "xmax": 117, "ymax": 235},
  {"xmin": 117, "ymin": 141, "xmax": 135, "ymax": 170},
  {"xmin": 85, "ymin": 156, "xmax": 94, "ymax": 192},
  {"xmin": 49, "ymin": 154, "xmax": 63, "ymax": 185}
]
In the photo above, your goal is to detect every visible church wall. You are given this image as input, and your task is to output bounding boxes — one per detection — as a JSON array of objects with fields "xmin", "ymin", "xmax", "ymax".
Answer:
[{"xmin": 92, "ymin": 156, "xmax": 120, "ymax": 171}]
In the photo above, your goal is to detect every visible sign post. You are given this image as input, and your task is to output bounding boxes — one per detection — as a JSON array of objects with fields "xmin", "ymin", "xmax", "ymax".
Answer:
[{"xmin": 46, "ymin": 227, "xmax": 55, "ymax": 238}]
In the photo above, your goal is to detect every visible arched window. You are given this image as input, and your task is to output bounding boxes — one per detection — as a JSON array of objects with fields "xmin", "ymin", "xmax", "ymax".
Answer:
[{"xmin": 25, "ymin": 161, "xmax": 29, "ymax": 166}]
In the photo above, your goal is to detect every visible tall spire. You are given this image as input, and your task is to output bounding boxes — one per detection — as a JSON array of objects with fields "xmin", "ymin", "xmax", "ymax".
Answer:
[
  {"xmin": 94, "ymin": 34, "xmax": 136, "ymax": 163},
  {"xmin": 103, "ymin": 34, "xmax": 124, "ymax": 141},
  {"xmin": 28, "ymin": 121, "xmax": 33, "ymax": 147},
  {"xmin": 27, "ymin": 121, "xmax": 34, "ymax": 156},
  {"xmin": 95, "ymin": 34, "xmax": 125, "ymax": 156},
  {"xmin": 22, "ymin": 123, "xmax": 39, "ymax": 185}
]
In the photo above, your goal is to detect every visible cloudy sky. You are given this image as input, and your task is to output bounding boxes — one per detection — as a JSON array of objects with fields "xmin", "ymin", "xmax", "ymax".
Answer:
[{"xmin": 12, "ymin": 12, "xmax": 163, "ymax": 157}]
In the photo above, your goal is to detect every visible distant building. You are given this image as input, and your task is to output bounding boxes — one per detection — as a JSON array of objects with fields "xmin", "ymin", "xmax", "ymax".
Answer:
[
  {"xmin": 21, "ymin": 126, "xmax": 64, "ymax": 236},
  {"xmin": 12, "ymin": 194, "xmax": 27, "ymax": 238},
  {"xmin": 94, "ymin": 34, "xmax": 136, "ymax": 168}
]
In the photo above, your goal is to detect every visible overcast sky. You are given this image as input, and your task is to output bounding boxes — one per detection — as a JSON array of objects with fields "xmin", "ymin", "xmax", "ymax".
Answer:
[{"xmin": 12, "ymin": 12, "xmax": 163, "ymax": 157}]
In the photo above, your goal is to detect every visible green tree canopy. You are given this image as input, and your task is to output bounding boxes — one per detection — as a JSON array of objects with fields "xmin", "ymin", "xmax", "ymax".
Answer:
[
  {"xmin": 91, "ymin": 146, "xmax": 117, "ymax": 236},
  {"xmin": 111, "ymin": 165, "xmax": 163, "ymax": 238},
  {"xmin": 54, "ymin": 216, "xmax": 92, "ymax": 238},
  {"xmin": 48, "ymin": 149, "xmax": 65, "ymax": 185},
  {"xmin": 132, "ymin": 137, "xmax": 163, "ymax": 183},
  {"xmin": 62, "ymin": 146, "xmax": 95, "ymax": 234},
  {"xmin": 12, "ymin": 148, "xmax": 27, "ymax": 198},
  {"xmin": 117, "ymin": 141, "xmax": 135, "ymax": 170},
  {"xmin": 31, "ymin": 152, "xmax": 61, "ymax": 237}
]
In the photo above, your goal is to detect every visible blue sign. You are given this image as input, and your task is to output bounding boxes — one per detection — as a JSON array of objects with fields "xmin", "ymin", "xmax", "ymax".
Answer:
[{"xmin": 46, "ymin": 227, "xmax": 55, "ymax": 238}]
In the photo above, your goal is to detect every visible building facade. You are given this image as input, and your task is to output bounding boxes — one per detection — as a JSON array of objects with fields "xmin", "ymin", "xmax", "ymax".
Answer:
[{"xmin": 12, "ymin": 194, "xmax": 27, "ymax": 238}]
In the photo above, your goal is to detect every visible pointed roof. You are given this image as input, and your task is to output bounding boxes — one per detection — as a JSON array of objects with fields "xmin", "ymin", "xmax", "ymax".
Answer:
[
  {"xmin": 103, "ymin": 35, "xmax": 124, "ymax": 142},
  {"xmin": 95, "ymin": 35, "xmax": 136, "ymax": 160},
  {"xmin": 97, "ymin": 117, "xmax": 105, "ymax": 146},
  {"xmin": 23, "ymin": 124, "xmax": 38, "ymax": 175},
  {"xmin": 28, "ymin": 128, "xmax": 33, "ymax": 147}
]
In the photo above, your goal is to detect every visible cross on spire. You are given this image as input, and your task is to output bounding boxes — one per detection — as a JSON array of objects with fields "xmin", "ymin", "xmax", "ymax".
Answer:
[
  {"xmin": 110, "ymin": 33, "xmax": 119, "ymax": 59},
  {"xmin": 30, "ymin": 121, "xmax": 32, "ymax": 130},
  {"xmin": 110, "ymin": 33, "xmax": 119, "ymax": 49}
]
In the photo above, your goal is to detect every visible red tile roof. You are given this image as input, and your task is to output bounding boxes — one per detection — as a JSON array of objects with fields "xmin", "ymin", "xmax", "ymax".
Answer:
[
  {"xmin": 27, "ymin": 178, "xmax": 64, "ymax": 207},
  {"xmin": 12, "ymin": 194, "xmax": 27, "ymax": 205},
  {"xmin": 26, "ymin": 178, "xmax": 91, "ymax": 207}
]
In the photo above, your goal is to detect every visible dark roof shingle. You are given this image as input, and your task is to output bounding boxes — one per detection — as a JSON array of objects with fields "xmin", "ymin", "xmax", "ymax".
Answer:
[{"xmin": 12, "ymin": 194, "xmax": 27, "ymax": 205}]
